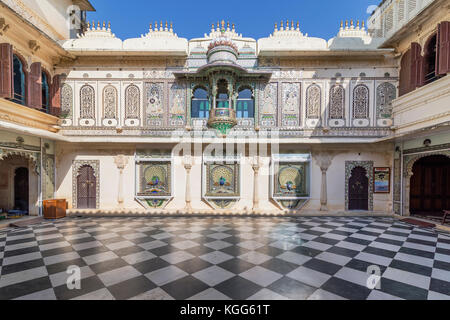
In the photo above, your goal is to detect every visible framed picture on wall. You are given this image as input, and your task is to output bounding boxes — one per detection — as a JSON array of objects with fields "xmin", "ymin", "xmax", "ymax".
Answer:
[{"xmin": 374, "ymin": 167, "xmax": 390, "ymax": 193}]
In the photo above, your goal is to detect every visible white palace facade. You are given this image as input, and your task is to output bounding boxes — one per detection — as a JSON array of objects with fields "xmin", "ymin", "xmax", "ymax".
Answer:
[{"xmin": 0, "ymin": 0, "xmax": 449, "ymax": 218}]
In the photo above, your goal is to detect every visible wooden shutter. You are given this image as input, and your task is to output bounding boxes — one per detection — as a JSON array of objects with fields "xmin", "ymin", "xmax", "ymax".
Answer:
[
  {"xmin": 437, "ymin": 21, "xmax": 450, "ymax": 75},
  {"xmin": 399, "ymin": 49, "xmax": 412, "ymax": 96},
  {"xmin": 51, "ymin": 74, "xmax": 61, "ymax": 109},
  {"xmin": 0, "ymin": 43, "xmax": 13, "ymax": 99},
  {"xmin": 28, "ymin": 62, "xmax": 42, "ymax": 109},
  {"xmin": 411, "ymin": 42, "xmax": 423, "ymax": 89}
]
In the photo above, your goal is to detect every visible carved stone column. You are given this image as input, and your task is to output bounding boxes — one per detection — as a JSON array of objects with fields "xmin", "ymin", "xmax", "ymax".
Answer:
[
  {"xmin": 251, "ymin": 157, "xmax": 260, "ymax": 211},
  {"xmin": 114, "ymin": 155, "xmax": 128, "ymax": 207},
  {"xmin": 314, "ymin": 152, "xmax": 336, "ymax": 211},
  {"xmin": 184, "ymin": 156, "xmax": 194, "ymax": 213},
  {"xmin": 403, "ymin": 172, "xmax": 413, "ymax": 217}
]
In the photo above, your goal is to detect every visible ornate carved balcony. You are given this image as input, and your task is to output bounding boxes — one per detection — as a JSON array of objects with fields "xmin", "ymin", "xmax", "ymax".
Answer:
[{"xmin": 207, "ymin": 108, "xmax": 237, "ymax": 135}]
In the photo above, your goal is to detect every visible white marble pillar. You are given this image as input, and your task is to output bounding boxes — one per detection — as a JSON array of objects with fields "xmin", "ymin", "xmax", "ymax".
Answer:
[
  {"xmin": 314, "ymin": 152, "xmax": 336, "ymax": 212},
  {"xmin": 184, "ymin": 156, "xmax": 194, "ymax": 213},
  {"xmin": 251, "ymin": 157, "xmax": 261, "ymax": 212},
  {"xmin": 114, "ymin": 155, "xmax": 128, "ymax": 207}
]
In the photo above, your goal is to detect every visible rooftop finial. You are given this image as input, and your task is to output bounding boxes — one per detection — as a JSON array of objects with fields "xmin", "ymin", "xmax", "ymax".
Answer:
[
  {"xmin": 103, "ymin": 21, "xmax": 105, "ymax": 29},
  {"xmin": 232, "ymin": 23, "xmax": 235, "ymax": 31},
  {"xmin": 155, "ymin": 21, "xmax": 158, "ymax": 30},
  {"xmin": 97, "ymin": 21, "xmax": 100, "ymax": 29},
  {"xmin": 296, "ymin": 21, "xmax": 299, "ymax": 30},
  {"xmin": 345, "ymin": 20, "xmax": 348, "ymax": 28},
  {"xmin": 170, "ymin": 21, "xmax": 173, "ymax": 32},
  {"xmin": 87, "ymin": 21, "xmax": 90, "ymax": 29},
  {"xmin": 165, "ymin": 20, "xmax": 168, "ymax": 31},
  {"xmin": 280, "ymin": 20, "xmax": 284, "ymax": 30},
  {"xmin": 350, "ymin": 19, "xmax": 354, "ymax": 28},
  {"xmin": 227, "ymin": 21, "xmax": 230, "ymax": 30},
  {"xmin": 291, "ymin": 20, "xmax": 294, "ymax": 30},
  {"xmin": 108, "ymin": 21, "xmax": 111, "ymax": 29},
  {"xmin": 160, "ymin": 20, "xmax": 163, "ymax": 31},
  {"xmin": 362, "ymin": 20, "xmax": 365, "ymax": 29},
  {"xmin": 217, "ymin": 21, "xmax": 219, "ymax": 31},
  {"xmin": 149, "ymin": 22, "xmax": 152, "ymax": 31},
  {"xmin": 221, "ymin": 20, "xmax": 225, "ymax": 31},
  {"xmin": 275, "ymin": 22, "xmax": 278, "ymax": 31},
  {"xmin": 340, "ymin": 20, "xmax": 343, "ymax": 29}
]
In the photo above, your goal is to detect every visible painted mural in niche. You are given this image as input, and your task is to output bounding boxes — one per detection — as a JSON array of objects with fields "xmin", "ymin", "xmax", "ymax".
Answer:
[
  {"xmin": 145, "ymin": 83, "xmax": 164, "ymax": 126},
  {"xmin": 274, "ymin": 163, "xmax": 308, "ymax": 198},
  {"xmin": 329, "ymin": 85, "xmax": 345, "ymax": 119},
  {"xmin": 282, "ymin": 83, "xmax": 300, "ymax": 127},
  {"xmin": 61, "ymin": 84, "xmax": 73, "ymax": 119},
  {"xmin": 205, "ymin": 163, "xmax": 239, "ymax": 198},
  {"xmin": 376, "ymin": 82, "xmax": 396, "ymax": 119},
  {"xmin": 169, "ymin": 82, "xmax": 186, "ymax": 126},
  {"xmin": 353, "ymin": 85, "xmax": 370, "ymax": 119},
  {"xmin": 103, "ymin": 85, "xmax": 117, "ymax": 119},
  {"xmin": 137, "ymin": 162, "xmax": 171, "ymax": 197},
  {"xmin": 80, "ymin": 85, "xmax": 95, "ymax": 119},
  {"xmin": 306, "ymin": 84, "xmax": 321, "ymax": 119},
  {"xmin": 259, "ymin": 83, "xmax": 277, "ymax": 127},
  {"xmin": 125, "ymin": 84, "xmax": 140, "ymax": 119}
]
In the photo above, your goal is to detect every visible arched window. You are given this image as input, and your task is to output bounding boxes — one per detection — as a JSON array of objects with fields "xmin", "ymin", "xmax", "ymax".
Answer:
[
  {"xmin": 329, "ymin": 85, "xmax": 345, "ymax": 119},
  {"xmin": 125, "ymin": 84, "xmax": 140, "ymax": 119},
  {"xmin": 191, "ymin": 87, "xmax": 209, "ymax": 118},
  {"xmin": 80, "ymin": 84, "xmax": 95, "ymax": 119},
  {"xmin": 12, "ymin": 54, "xmax": 26, "ymax": 105},
  {"xmin": 424, "ymin": 34, "xmax": 438, "ymax": 84},
  {"xmin": 41, "ymin": 71, "xmax": 50, "ymax": 112},
  {"xmin": 216, "ymin": 79, "xmax": 229, "ymax": 109},
  {"xmin": 236, "ymin": 88, "xmax": 254, "ymax": 118},
  {"xmin": 353, "ymin": 84, "xmax": 369, "ymax": 119}
]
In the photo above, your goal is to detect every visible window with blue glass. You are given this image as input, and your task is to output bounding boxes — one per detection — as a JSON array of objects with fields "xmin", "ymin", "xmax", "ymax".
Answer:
[
  {"xmin": 12, "ymin": 55, "xmax": 26, "ymax": 105},
  {"xmin": 216, "ymin": 79, "xmax": 229, "ymax": 109},
  {"xmin": 191, "ymin": 87, "xmax": 209, "ymax": 118},
  {"xmin": 41, "ymin": 71, "xmax": 50, "ymax": 112},
  {"xmin": 236, "ymin": 88, "xmax": 254, "ymax": 118}
]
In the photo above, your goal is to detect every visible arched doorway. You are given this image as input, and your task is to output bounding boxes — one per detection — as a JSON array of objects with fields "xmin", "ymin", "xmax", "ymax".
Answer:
[
  {"xmin": 14, "ymin": 167, "xmax": 29, "ymax": 214},
  {"xmin": 348, "ymin": 166, "xmax": 369, "ymax": 211},
  {"xmin": 410, "ymin": 155, "xmax": 450, "ymax": 217},
  {"xmin": 77, "ymin": 165, "xmax": 97, "ymax": 209}
]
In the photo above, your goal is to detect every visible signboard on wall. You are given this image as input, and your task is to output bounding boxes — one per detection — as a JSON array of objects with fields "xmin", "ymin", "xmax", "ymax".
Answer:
[{"xmin": 374, "ymin": 167, "xmax": 390, "ymax": 193}]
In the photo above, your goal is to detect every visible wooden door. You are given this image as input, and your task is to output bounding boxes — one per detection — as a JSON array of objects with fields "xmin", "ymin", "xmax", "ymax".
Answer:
[
  {"xmin": 348, "ymin": 166, "xmax": 369, "ymax": 211},
  {"xmin": 410, "ymin": 155, "xmax": 450, "ymax": 215},
  {"xmin": 77, "ymin": 165, "xmax": 96, "ymax": 209},
  {"xmin": 14, "ymin": 167, "xmax": 29, "ymax": 213}
]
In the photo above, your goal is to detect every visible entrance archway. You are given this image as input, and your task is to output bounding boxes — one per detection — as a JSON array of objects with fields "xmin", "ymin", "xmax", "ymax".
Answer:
[
  {"xmin": 410, "ymin": 155, "xmax": 450, "ymax": 217},
  {"xmin": 348, "ymin": 166, "xmax": 369, "ymax": 211},
  {"xmin": 14, "ymin": 167, "xmax": 29, "ymax": 213}
]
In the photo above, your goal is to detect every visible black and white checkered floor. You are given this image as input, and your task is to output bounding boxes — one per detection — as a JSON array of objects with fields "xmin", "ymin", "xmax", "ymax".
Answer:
[{"xmin": 0, "ymin": 216, "xmax": 449, "ymax": 300}]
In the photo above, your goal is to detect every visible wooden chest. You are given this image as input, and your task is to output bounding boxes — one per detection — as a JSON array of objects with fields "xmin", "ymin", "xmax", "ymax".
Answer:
[{"xmin": 43, "ymin": 199, "xmax": 67, "ymax": 219}]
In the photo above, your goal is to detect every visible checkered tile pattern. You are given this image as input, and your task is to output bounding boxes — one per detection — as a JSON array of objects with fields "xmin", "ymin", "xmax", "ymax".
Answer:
[{"xmin": 0, "ymin": 217, "xmax": 449, "ymax": 300}]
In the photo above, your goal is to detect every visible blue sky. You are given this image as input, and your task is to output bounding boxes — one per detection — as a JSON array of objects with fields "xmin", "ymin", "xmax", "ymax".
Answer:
[{"xmin": 86, "ymin": 0, "xmax": 381, "ymax": 40}]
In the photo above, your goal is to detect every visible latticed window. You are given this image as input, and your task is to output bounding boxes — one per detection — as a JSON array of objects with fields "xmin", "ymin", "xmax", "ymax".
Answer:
[
  {"xmin": 125, "ymin": 84, "xmax": 140, "ymax": 119},
  {"xmin": 191, "ymin": 87, "xmax": 209, "ymax": 118},
  {"xmin": 61, "ymin": 84, "xmax": 73, "ymax": 119},
  {"xmin": 103, "ymin": 85, "xmax": 117, "ymax": 119},
  {"xmin": 236, "ymin": 88, "xmax": 254, "ymax": 118},
  {"xmin": 80, "ymin": 84, "xmax": 95, "ymax": 119},
  {"xmin": 352, "ymin": 85, "xmax": 369, "ymax": 119},
  {"xmin": 306, "ymin": 84, "xmax": 321, "ymax": 119},
  {"xmin": 329, "ymin": 85, "xmax": 345, "ymax": 119}
]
